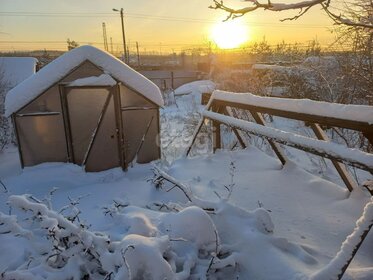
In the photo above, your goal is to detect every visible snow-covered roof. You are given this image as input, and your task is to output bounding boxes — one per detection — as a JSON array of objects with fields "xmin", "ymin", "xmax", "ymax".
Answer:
[
  {"xmin": 0, "ymin": 57, "xmax": 38, "ymax": 89},
  {"xmin": 5, "ymin": 46, "xmax": 163, "ymax": 116},
  {"xmin": 174, "ymin": 80, "xmax": 215, "ymax": 96}
]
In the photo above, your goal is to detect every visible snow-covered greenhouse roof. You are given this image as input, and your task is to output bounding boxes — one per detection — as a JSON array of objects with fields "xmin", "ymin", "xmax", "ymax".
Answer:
[{"xmin": 5, "ymin": 45, "xmax": 163, "ymax": 117}]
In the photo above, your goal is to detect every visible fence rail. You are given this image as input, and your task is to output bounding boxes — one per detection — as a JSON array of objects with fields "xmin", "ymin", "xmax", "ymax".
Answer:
[
  {"xmin": 191, "ymin": 91, "xmax": 373, "ymax": 192},
  {"xmin": 188, "ymin": 90, "xmax": 373, "ymax": 279}
]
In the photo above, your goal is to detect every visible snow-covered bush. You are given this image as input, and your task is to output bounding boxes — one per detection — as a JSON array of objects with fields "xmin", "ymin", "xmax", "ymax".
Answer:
[
  {"xmin": 0, "ymin": 191, "xmax": 234, "ymax": 279},
  {"xmin": 0, "ymin": 67, "xmax": 11, "ymax": 151}
]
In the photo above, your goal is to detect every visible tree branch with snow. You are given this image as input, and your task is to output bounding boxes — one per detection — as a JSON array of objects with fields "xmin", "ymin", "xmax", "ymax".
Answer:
[
  {"xmin": 209, "ymin": 0, "xmax": 373, "ymax": 29},
  {"xmin": 311, "ymin": 198, "xmax": 373, "ymax": 280}
]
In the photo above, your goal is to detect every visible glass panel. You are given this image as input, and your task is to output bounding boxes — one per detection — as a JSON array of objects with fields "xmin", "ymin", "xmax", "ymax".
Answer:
[
  {"xmin": 61, "ymin": 60, "xmax": 103, "ymax": 83},
  {"xmin": 66, "ymin": 88, "xmax": 109, "ymax": 165},
  {"xmin": 18, "ymin": 85, "xmax": 62, "ymax": 114},
  {"xmin": 16, "ymin": 115, "xmax": 68, "ymax": 166},
  {"xmin": 120, "ymin": 85, "xmax": 153, "ymax": 108},
  {"xmin": 122, "ymin": 109, "xmax": 160, "ymax": 165},
  {"xmin": 85, "ymin": 95, "xmax": 120, "ymax": 171}
]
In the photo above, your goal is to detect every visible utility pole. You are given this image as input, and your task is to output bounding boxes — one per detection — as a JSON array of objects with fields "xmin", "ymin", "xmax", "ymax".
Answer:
[
  {"xmin": 113, "ymin": 8, "xmax": 128, "ymax": 63},
  {"xmin": 110, "ymin": 37, "xmax": 113, "ymax": 53},
  {"xmin": 136, "ymin": 41, "xmax": 140, "ymax": 66},
  {"xmin": 102, "ymin": 22, "xmax": 108, "ymax": 51}
]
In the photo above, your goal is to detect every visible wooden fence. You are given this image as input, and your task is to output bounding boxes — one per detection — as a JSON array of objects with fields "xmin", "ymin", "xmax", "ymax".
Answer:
[
  {"xmin": 190, "ymin": 91, "xmax": 373, "ymax": 192},
  {"xmin": 187, "ymin": 90, "xmax": 373, "ymax": 279}
]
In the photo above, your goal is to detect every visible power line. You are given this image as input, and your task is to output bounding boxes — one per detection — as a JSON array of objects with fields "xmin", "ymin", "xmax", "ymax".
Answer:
[
  {"xmin": 0, "ymin": 40, "xmax": 340, "ymax": 51},
  {"xmin": 0, "ymin": 11, "xmax": 333, "ymax": 28}
]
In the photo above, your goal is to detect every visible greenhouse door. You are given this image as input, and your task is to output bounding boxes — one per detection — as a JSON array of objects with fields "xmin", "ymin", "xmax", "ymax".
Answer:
[{"xmin": 63, "ymin": 87, "xmax": 121, "ymax": 171}]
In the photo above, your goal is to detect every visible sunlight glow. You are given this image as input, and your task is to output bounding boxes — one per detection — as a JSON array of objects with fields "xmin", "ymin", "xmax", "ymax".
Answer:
[{"xmin": 210, "ymin": 20, "xmax": 250, "ymax": 49}]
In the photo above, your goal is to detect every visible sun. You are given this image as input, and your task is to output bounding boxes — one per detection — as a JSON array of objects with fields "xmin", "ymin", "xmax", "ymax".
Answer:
[{"xmin": 210, "ymin": 20, "xmax": 249, "ymax": 49}]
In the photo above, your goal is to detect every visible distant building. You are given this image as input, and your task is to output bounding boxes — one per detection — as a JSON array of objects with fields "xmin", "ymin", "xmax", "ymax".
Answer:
[
  {"xmin": 0, "ymin": 57, "xmax": 39, "ymax": 90},
  {"xmin": 139, "ymin": 70, "xmax": 205, "ymax": 90}
]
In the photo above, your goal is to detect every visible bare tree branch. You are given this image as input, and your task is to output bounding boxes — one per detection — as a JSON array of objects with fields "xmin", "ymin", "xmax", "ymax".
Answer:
[
  {"xmin": 209, "ymin": 0, "xmax": 373, "ymax": 29},
  {"xmin": 321, "ymin": 3, "xmax": 373, "ymax": 28},
  {"xmin": 209, "ymin": 0, "xmax": 327, "ymax": 21}
]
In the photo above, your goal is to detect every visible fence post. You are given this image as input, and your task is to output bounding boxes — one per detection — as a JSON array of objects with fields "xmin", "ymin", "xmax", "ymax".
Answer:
[
  {"xmin": 171, "ymin": 71, "xmax": 174, "ymax": 89},
  {"xmin": 310, "ymin": 123, "xmax": 356, "ymax": 192}
]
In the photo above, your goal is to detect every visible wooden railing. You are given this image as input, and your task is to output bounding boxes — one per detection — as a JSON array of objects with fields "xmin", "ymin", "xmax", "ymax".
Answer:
[
  {"xmin": 190, "ymin": 91, "xmax": 373, "ymax": 192},
  {"xmin": 189, "ymin": 90, "xmax": 373, "ymax": 279}
]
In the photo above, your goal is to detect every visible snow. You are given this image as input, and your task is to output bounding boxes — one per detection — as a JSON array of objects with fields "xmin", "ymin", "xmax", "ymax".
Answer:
[
  {"xmin": 174, "ymin": 80, "xmax": 215, "ymax": 97},
  {"xmin": 5, "ymin": 45, "xmax": 163, "ymax": 117},
  {"xmin": 265, "ymin": 86, "xmax": 288, "ymax": 97},
  {"xmin": 211, "ymin": 90, "xmax": 373, "ymax": 124},
  {"xmin": 66, "ymin": 74, "xmax": 117, "ymax": 87},
  {"xmin": 268, "ymin": 0, "xmax": 327, "ymax": 11},
  {"xmin": 163, "ymin": 80, "xmax": 215, "ymax": 110},
  {"xmin": 202, "ymin": 110, "xmax": 373, "ymax": 171},
  {"xmin": 311, "ymin": 198, "xmax": 373, "ymax": 280},
  {"xmin": 253, "ymin": 63, "xmax": 289, "ymax": 73},
  {"xmin": 1, "ymin": 146, "xmax": 371, "ymax": 279},
  {"xmin": 0, "ymin": 57, "xmax": 38, "ymax": 89},
  {"xmin": 161, "ymin": 206, "xmax": 217, "ymax": 250},
  {"xmin": 0, "ymin": 80, "xmax": 372, "ymax": 279},
  {"xmin": 303, "ymin": 56, "xmax": 339, "ymax": 68}
]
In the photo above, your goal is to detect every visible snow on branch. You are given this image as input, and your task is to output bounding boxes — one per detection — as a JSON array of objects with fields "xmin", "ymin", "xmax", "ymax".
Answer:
[
  {"xmin": 150, "ymin": 165, "xmax": 275, "ymax": 234},
  {"xmin": 321, "ymin": 2, "xmax": 373, "ymax": 29},
  {"xmin": 311, "ymin": 198, "xmax": 373, "ymax": 280},
  {"xmin": 1, "ymin": 194, "xmax": 223, "ymax": 279},
  {"xmin": 209, "ymin": 0, "xmax": 373, "ymax": 28},
  {"xmin": 150, "ymin": 165, "xmax": 217, "ymax": 211},
  {"xmin": 209, "ymin": 0, "xmax": 328, "ymax": 21}
]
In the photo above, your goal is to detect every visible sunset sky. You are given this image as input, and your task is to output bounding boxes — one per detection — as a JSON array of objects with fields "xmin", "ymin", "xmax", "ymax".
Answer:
[{"xmin": 0, "ymin": 0, "xmax": 337, "ymax": 52}]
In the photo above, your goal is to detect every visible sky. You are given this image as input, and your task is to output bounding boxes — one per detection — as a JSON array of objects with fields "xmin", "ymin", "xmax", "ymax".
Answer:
[{"xmin": 0, "ymin": 0, "xmax": 337, "ymax": 53}]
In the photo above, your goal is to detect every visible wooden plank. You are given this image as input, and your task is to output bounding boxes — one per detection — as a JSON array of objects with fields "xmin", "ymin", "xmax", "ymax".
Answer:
[
  {"xmin": 156, "ymin": 109, "xmax": 162, "ymax": 162},
  {"xmin": 250, "ymin": 111, "xmax": 287, "ymax": 166},
  {"xmin": 113, "ymin": 85, "xmax": 126, "ymax": 171},
  {"xmin": 12, "ymin": 115, "xmax": 25, "ymax": 168},
  {"xmin": 16, "ymin": 112, "xmax": 61, "ymax": 117},
  {"xmin": 185, "ymin": 116, "xmax": 206, "ymax": 156},
  {"xmin": 363, "ymin": 131, "xmax": 373, "ymax": 146},
  {"xmin": 133, "ymin": 116, "xmax": 154, "ymax": 163},
  {"xmin": 213, "ymin": 99, "xmax": 373, "ymax": 134},
  {"xmin": 201, "ymin": 92, "xmax": 212, "ymax": 105},
  {"xmin": 59, "ymin": 85, "xmax": 74, "ymax": 163},
  {"xmin": 121, "ymin": 106, "xmax": 158, "ymax": 111},
  {"xmin": 213, "ymin": 115, "xmax": 221, "ymax": 152},
  {"xmin": 310, "ymin": 123, "xmax": 356, "ymax": 192},
  {"xmin": 203, "ymin": 110, "xmax": 373, "ymax": 173},
  {"xmin": 223, "ymin": 107, "xmax": 246, "ymax": 149},
  {"xmin": 64, "ymin": 85, "xmax": 114, "ymax": 89},
  {"xmin": 186, "ymin": 98, "xmax": 214, "ymax": 156},
  {"xmin": 211, "ymin": 104, "xmax": 223, "ymax": 152}
]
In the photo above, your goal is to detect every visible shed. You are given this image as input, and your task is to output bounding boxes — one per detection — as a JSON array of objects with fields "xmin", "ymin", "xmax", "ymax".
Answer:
[
  {"xmin": 5, "ymin": 46, "xmax": 164, "ymax": 172},
  {"xmin": 0, "ymin": 57, "xmax": 39, "ymax": 90}
]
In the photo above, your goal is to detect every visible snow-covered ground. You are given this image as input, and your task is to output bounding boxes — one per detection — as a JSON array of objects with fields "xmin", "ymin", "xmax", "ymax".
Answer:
[{"xmin": 0, "ymin": 80, "xmax": 372, "ymax": 279}]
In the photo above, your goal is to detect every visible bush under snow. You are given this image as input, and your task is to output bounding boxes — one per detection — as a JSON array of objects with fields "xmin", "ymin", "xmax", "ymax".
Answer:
[{"xmin": 0, "ymin": 193, "xmax": 228, "ymax": 279}]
